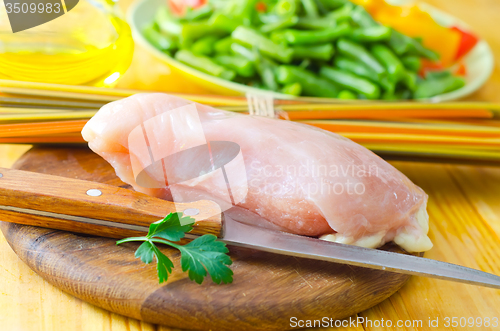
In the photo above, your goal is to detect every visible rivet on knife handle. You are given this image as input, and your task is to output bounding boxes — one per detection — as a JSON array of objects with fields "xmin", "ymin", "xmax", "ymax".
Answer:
[{"xmin": 0, "ymin": 167, "xmax": 222, "ymax": 239}]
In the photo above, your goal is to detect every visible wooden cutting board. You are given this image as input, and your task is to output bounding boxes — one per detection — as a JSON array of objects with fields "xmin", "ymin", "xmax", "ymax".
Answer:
[{"xmin": 0, "ymin": 146, "xmax": 417, "ymax": 331}]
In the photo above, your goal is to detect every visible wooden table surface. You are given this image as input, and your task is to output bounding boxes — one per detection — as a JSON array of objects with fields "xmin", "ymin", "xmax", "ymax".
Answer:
[{"xmin": 1, "ymin": 0, "xmax": 500, "ymax": 330}]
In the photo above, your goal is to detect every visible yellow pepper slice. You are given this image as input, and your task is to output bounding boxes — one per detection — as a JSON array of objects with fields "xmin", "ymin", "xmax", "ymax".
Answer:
[{"xmin": 351, "ymin": 0, "xmax": 461, "ymax": 67}]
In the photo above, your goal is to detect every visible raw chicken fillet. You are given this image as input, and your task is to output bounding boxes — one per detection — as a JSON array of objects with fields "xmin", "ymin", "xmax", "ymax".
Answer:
[{"xmin": 82, "ymin": 93, "xmax": 432, "ymax": 252}]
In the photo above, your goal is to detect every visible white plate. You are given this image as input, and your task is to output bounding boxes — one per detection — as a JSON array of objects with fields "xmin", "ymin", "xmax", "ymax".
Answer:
[{"xmin": 128, "ymin": 0, "xmax": 494, "ymax": 101}]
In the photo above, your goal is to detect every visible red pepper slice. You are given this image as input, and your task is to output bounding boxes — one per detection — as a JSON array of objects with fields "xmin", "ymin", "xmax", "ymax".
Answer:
[
  {"xmin": 256, "ymin": 1, "xmax": 267, "ymax": 13},
  {"xmin": 451, "ymin": 26, "xmax": 479, "ymax": 60},
  {"xmin": 168, "ymin": 0, "xmax": 208, "ymax": 17},
  {"xmin": 419, "ymin": 59, "xmax": 444, "ymax": 77},
  {"xmin": 454, "ymin": 62, "xmax": 467, "ymax": 76}
]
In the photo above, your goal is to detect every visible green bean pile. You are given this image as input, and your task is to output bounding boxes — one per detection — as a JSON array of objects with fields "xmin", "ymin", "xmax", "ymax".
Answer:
[{"xmin": 143, "ymin": 0, "xmax": 466, "ymax": 99}]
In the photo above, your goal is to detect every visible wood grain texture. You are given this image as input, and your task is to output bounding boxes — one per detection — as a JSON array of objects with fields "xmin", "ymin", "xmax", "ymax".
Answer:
[
  {"xmin": 0, "ymin": 167, "xmax": 223, "ymax": 238},
  {"xmin": 0, "ymin": 146, "xmax": 413, "ymax": 331},
  {"xmin": 360, "ymin": 161, "xmax": 500, "ymax": 331},
  {"xmin": 0, "ymin": 0, "xmax": 499, "ymax": 329}
]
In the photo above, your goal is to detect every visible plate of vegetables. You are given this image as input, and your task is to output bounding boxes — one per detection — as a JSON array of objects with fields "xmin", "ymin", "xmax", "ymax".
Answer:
[{"xmin": 128, "ymin": 0, "xmax": 493, "ymax": 100}]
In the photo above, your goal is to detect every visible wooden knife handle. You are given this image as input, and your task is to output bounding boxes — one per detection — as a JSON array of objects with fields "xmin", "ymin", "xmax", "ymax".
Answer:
[{"xmin": 0, "ymin": 167, "xmax": 222, "ymax": 239}]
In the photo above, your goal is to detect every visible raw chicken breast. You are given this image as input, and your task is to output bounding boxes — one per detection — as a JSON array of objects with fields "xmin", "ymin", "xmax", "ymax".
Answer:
[{"xmin": 82, "ymin": 93, "xmax": 432, "ymax": 252}]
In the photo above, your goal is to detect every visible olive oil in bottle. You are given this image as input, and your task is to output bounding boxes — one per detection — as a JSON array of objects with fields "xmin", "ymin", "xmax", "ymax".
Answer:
[{"xmin": 0, "ymin": 0, "xmax": 134, "ymax": 86}]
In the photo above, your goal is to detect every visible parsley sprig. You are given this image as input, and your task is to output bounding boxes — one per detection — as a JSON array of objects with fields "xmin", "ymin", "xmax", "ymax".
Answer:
[{"xmin": 116, "ymin": 212, "xmax": 233, "ymax": 284}]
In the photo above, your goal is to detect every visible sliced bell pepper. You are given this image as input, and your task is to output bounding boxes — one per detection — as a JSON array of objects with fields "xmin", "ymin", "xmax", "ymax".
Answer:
[
  {"xmin": 351, "ymin": 0, "xmax": 462, "ymax": 67},
  {"xmin": 168, "ymin": 0, "xmax": 208, "ymax": 17},
  {"xmin": 451, "ymin": 26, "xmax": 479, "ymax": 60},
  {"xmin": 255, "ymin": 1, "xmax": 267, "ymax": 13},
  {"xmin": 418, "ymin": 59, "xmax": 444, "ymax": 77},
  {"xmin": 454, "ymin": 62, "xmax": 467, "ymax": 76}
]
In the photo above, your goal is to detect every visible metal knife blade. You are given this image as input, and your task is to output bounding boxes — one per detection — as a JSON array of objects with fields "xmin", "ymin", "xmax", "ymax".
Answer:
[
  {"xmin": 1, "ymin": 167, "xmax": 500, "ymax": 289},
  {"xmin": 221, "ymin": 215, "xmax": 500, "ymax": 290},
  {"xmin": 2, "ymin": 202, "xmax": 500, "ymax": 290}
]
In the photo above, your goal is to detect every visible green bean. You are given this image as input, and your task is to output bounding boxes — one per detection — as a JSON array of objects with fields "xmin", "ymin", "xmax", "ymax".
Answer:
[
  {"xmin": 299, "ymin": 59, "xmax": 311, "ymax": 69},
  {"xmin": 337, "ymin": 38, "xmax": 385, "ymax": 75},
  {"xmin": 371, "ymin": 44, "xmax": 406, "ymax": 83},
  {"xmin": 380, "ymin": 75, "xmax": 396, "ymax": 94},
  {"xmin": 401, "ymin": 55, "xmax": 421, "ymax": 72},
  {"xmin": 143, "ymin": 24, "xmax": 177, "ymax": 52},
  {"xmin": 260, "ymin": 16, "xmax": 299, "ymax": 34},
  {"xmin": 256, "ymin": 57, "xmax": 279, "ymax": 91},
  {"xmin": 337, "ymin": 90, "xmax": 357, "ymax": 99},
  {"xmin": 155, "ymin": 6, "xmax": 172, "ymax": 22},
  {"xmin": 148, "ymin": 0, "xmax": 460, "ymax": 100},
  {"xmin": 175, "ymin": 50, "xmax": 236, "ymax": 80},
  {"xmin": 334, "ymin": 56, "xmax": 379, "ymax": 82},
  {"xmin": 276, "ymin": 65, "xmax": 340, "ymax": 97},
  {"xmin": 414, "ymin": 75, "xmax": 465, "ymax": 99},
  {"xmin": 180, "ymin": 20, "xmax": 225, "ymax": 43},
  {"xmin": 349, "ymin": 26, "xmax": 392, "ymax": 42},
  {"xmin": 351, "ymin": 5, "xmax": 377, "ymax": 28},
  {"xmin": 192, "ymin": 35, "xmax": 218, "ymax": 55},
  {"xmin": 156, "ymin": 7, "xmax": 182, "ymax": 36},
  {"xmin": 320, "ymin": 66, "xmax": 380, "ymax": 99},
  {"xmin": 215, "ymin": 55, "xmax": 255, "ymax": 77},
  {"xmin": 334, "ymin": 56, "xmax": 396, "ymax": 93},
  {"xmin": 259, "ymin": 13, "xmax": 281, "ymax": 24},
  {"xmin": 232, "ymin": 26, "xmax": 294, "ymax": 63},
  {"xmin": 400, "ymin": 89, "xmax": 413, "ymax": 100},
  {"xmin": 209, "ymin": 13, "xmax": 242, "ymax": 33},
  {"xmin": 402, "ymin": 70, "xmax": 418, "ymax": 91},
  {"xmin": 381, "ymin": 91, "xmax": 395, "ymax": 100},
  {"xmin": 326, "ymin": 2, "xmax": 353, "ymax": 22},
  {"xmin": 413, "ymin": 42, "xmax": 439, "ymax": 61},
  {"xmin": 230, "ymin": 43, "xmax": 258, "ymax": 62},
  {"xmin": 301, "ymin": 0, "xmax": 319, "ymax": 17},
  {"xmin": 317, "ymin": 0, "xmax": 348, "ymax": 10},
  {"xmin": 183, "ymin": 5, "xmax": 213, "ymax": 21},
  {"xmin": 214, "ymin": 37, "xmax": 233, "ymax": 54},
  {"xmin": 249, "ymin": 81, "xmax": 269, "ymax": 90},
  {"xmin": 281, "ymin": 82, "xmax": 303, "ymax": 96},
  {"xmin": 282, "ymin": 22, "xmax": 351, "ymax": 45},
  {"xmin": 295, "ymin": 17, "xmax": 336, "ymax": 29},
  {"xmin": 158, "ymin": 21, "xmax": 182, "ymax": 39},
  {"xmin": 270, "ymin": 31, "xmax": 287, "ymax": 44},
  {"xmin": 234, "ymin": 0, "xmax": 259, "ymax": 26},
  {"xmin": 335, "ymin": 55, "xmax": 396, "ymax": 93},
  {"xmin": 388, "ymin": 30, "xmax": 413, "ymax": 55},
  {"xmin": 295, "ymin": 2, "xmax": 351, "ymax": 29},
  {"xmin": 383, "ymin": 89, "xmax": 412, "ymax": 100},
  {"xmin": 425, "ymin": 70, "xmax": 452, "ymax": 80},
  {"xmin": 388, "ymin": 30, "xmax": 439, "ymax": 60},
  {"xmin": 293, "ymin": 44, "xmax": 334, "ymax": 61},
  {"xmin": 275, "ymin": 0, "xmax": 298, "ymax": 16},
  {"xmin": 314, "ymin": 0, "xmax": 329, "ymax": 15}
]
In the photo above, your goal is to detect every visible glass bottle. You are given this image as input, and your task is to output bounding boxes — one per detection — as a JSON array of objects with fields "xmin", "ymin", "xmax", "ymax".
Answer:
[{"xmin": 0, "ymin": 0, "xmax": 134, "ymax": 86}]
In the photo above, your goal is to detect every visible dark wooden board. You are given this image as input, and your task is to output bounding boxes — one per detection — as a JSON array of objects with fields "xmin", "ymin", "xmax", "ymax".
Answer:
[{"xmin": 0, "ymin": 146, "xmax": 415, "ymax": 331}]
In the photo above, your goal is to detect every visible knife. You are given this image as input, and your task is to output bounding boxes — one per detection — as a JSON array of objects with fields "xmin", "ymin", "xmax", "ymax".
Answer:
[{"xmin": 1, "ymin": 167, "xmax": 499, "ymax": 289}]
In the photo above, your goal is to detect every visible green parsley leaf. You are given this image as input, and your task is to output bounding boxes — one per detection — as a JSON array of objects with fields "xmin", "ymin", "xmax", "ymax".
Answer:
[
  {"xmin": 151, "ymin": 245, "xmax": 174, "ymax": 283},
  {"xmin": 149, "ymin": 212, "xmax": 195, "ymax": 242},
  {"xmin": 117, "ymin": 212, "xmax": 233, "ymax": 285},
  {"xmin": 179, "ymin": 234, "xmax": 233, "ymax": 284},
  {"xmin": 135, "ymin": 241, "xmax": 154, "ymax": 264}
]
